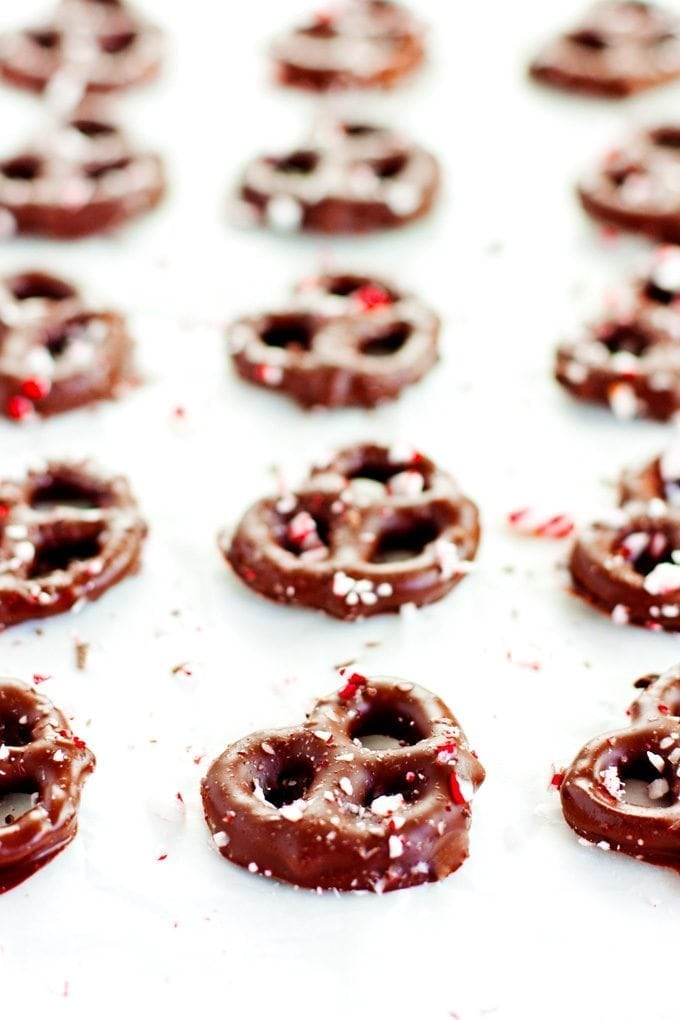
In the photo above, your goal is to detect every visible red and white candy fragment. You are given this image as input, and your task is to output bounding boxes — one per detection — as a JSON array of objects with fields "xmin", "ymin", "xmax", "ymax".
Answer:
[{"xmin": 507, "ymin": 507, "xmax": 575, "ymax": 539}]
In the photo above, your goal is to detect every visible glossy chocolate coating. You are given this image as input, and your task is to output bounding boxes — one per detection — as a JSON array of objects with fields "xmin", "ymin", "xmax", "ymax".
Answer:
[
  {"xmin": 555, "ymin": 247, "xmax": 680, "ymax": 421},
  {"xmin": 561, "ymin": 666, "xmax": 680, "ymax": 868},
  {"xmin": 221, "ymin": 443, "xmax": 480, "ymax": 621},
  {"xmin": 235, "ymin": 121, "xmax": 439, "ymax": 235},
  {"xmin": 228, "ymin": 272, "xmax": 439, "ymax": 409},
  {"xmin": 0, "ymin": 269, "xmax": 134, "ymax": 419},
  {"xmin": 0, "ymin": 0, "xmax": 163, "ymax": 95},
  {"xmin": 579, "ymin": 126, "xmax": 680, "ymax": 244},
  {"xmin": 0, "ymin": 461, "xmax": 147, "ymax": 629},
  {"xmin": 0, "ymin": 677, "xmax": 94, "ymax": 893},
  {"xmin": 0, "ymin": 106, "xmax": 165, "ymax": 240},
  {"xmin": 202, "ymin": 676, "xmax": 485, "ymax": 892},
  {"xmin": 272, "ymin": 0, "xmax": 425, "ymax": 92},
  {"xmin": 530, "ymin": 1, "xmax": 680, "ymax": 98}
]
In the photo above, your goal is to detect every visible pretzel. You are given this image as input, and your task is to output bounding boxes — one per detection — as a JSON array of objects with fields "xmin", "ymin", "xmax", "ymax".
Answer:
[
  {"xmin": 579, "ymin": 125, "xmax": 680, "ymax": 244},
  {"xmin": 234, "ymin": 120, "xmax": 439, "ymax": 235},
  {"xmin": 530, "ymin": 1, "xmax": 680, "ymax": 98},
  {"xmin": 202, "ymin": 674, "xmax": 485, "ymax": 892},
  {"xmin": 228, "ymin": 272, "xmax": 439, "ymax": 408},
  {"xmin": 561, "ymin": 666, "xmax": 680, "ymax": 869},
  {"xmin": 569, "ymin": 502, "xmax": 680, "ymax": 629},
  {"xmin": 0, "ymin": 108, "xmax": 165, "ymax": 239},
  {"xmin": 555, "ymin": 246, "xmax": 680, "ymax": 421},
  {"xmin": 0, "ymin": 269, "xmax": 134, "ymax": 420},
  {"xmin": 0, "ymin": 461, "xmax": 147, "ymax": 629},
  {"xmin": 0, "ymin": 677, "xmax": 94, "ymax": 893},
  {"xmin": 221, "ymin": 443, "xmax": 479, "ymax": 620},
  {"xmin": 0, "ymin": 0, "xmax": 163, "ymax": 96},
  {"xmin": 271, "ymin": 0, "xmax": 425, "ymax": 92}
]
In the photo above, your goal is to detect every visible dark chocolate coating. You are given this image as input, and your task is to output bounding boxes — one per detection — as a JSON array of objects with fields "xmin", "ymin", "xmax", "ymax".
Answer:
[
  {"xmin": 272, "ymin": 1, "xmax": 425, "ymax": 92},
  {"xmin": 579, "ymin": 126, "xmax": 680, "ymax": 243},
  {"xmin": 235, "ymin": 121, "xmax": 439, "ymax": 235},
  {"xmin": 220, "ymin": 443, "xmax": 480, "ymax": 621},
  {"xmin": 0, "ymin": 677, "xmax": 94, "ymax": 893},
  {"xmin": 201, "ymin": 676, "xmax": 485, "ymax": 892},
  {"xmin": 0, "ymin": 269, "xmax": 134, "ymax": 419},
  {"xmin": 561, "ymin": 667, "xmax": 680, "ymax": 869},
  {"xmin": 0, "ymin": 106, "xmax": 165, "ymax": 240},
  {"xmin": 569, "ymin": 503, "xmax": 680, "ymax": 629},
  {"xmin": 555, "ymin": 246, "xmax": 680, "ymax": 421},
  {"xmin": 0, "ymin": 0, "xmax": 163, "ymax": 95},
  {"xmin": 0, "ymin": 461, "xmax": 147, "ymax": 629},
  {"xmin": 530, "ymin": 1, "xmax": 680, "ymax": 98},
  {"xmin": 228, "ymin": 272, "xmax": 439, "ymax": 409}
]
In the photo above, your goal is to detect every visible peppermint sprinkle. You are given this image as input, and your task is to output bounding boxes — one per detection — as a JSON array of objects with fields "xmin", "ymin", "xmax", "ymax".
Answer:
[
  {"xmin": 608, "ymin": 382, "xmax": 638, "ymax": 419},
  {"xmin": 279, "ymin": 800, "xmax": 306, "ymax": 822},
  {"xmin": 267, "ymin": 194, "xmax": 303, "ymax": 232},
  {"xmin": 600, "ymin": 764, "xmax": 623, "ymax": 801},
  {"xmin": 388, "ymin": 834, "xmax": 404, "ymax": 859},
  {"xmin": 648, "ymin": 778, "xmax": 670, "ymax": 800},
  {"xmin": 643, "ymin": 562, "xmax": 680, "ymax": 596},
  {"xmin": 611, "ymin": 603, "xmax": 630, "ymax": 626},
  {"xmin": 507, "ymin": 507, "xmax": 575, "ymax": 539},
  {"xmin": 338, "ymin": 667, "xmax": 368, "ymax": 699},
  {"xmin": 647, "ymin": 750, "xmax": 665, "ymax": 773},
  {"xmin": 370, "ymin": 793, "xmax": 406, "ymax": 817},
  {"xmin": 339, "ymin": 777, "xmax": 353, "ymax": 797}
]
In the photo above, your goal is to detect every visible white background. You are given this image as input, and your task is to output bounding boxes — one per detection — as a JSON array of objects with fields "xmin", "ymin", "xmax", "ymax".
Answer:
[{"xmin": 1, "ymin": 1, "xmax": 680, "ymax": 1017}]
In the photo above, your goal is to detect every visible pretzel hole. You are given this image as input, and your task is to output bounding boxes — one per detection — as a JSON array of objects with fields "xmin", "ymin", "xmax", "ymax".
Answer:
[
  {"xmin": 360, "ymin": 322, "xmax": 411, "ymax": 357},
  {"xmin": 371, "ymin": 153, "xmax": 408, "ymax": 179},
  {"xmin": 344, "ymin": 456, "xmax": 429, "ymax": 489},
  {"xmin": 99, "ymin": 32, "xmax": 137, "ymax": 55},
  {"xmin": 371, "ymin": 516, "xmax": 440, "ymax": 564},
  {"xmin": 343, "ymin": 125, "xmax": 380, "ymax": 137},
  {"xmin": 27, "ymin": 29, "xmax": 61, "ymax": 50},
  {"xmin": 71, "ymin": 120, "xmax": 117, "ymax": 139},
  {"xmin": 599, "ymin": 323, "xmax": 652, "ymax": 357},
  {"xmin": 0, "ymin": 713, "xmax": 33, "ymax": 747},
  {"xmin": 567, "ymin": 29, "xmax": 607, "ymax": 50},
  {"xmin": 260, "ymin": 314, "xmax": 315, "ymax": 352},
  {"xmin": 325, "ymin": 275, "xmax": 396, "ymax": 300},
  {"xmin": 85, "ymin": 158, "xmax": 132, "ymax": 180},
  {"xmin": 351, "ymin": 706, "xmax": 426, "ymax": 748},
  {"xmin": 261, "ymin": 759, "xmax": 316, "ymax": 808},
  {"xmin": 643, "ymin": 276, "xmax": 680, "ymax": 305},
  {"xmin": 0, "ymin": 789, "xmax": 38, "ymax": 825},
  {"xmin": 31, "ymin": 532, "xmax": 103, "ymax": 576},
  {"xmin": 299, "ymin": 22, "xmax": 337, "ymax": 38},
  {"xmin": 0, "ymin": 157, "xmax": 42, "ymax": 181},
  {"xmin": 606, "ymin": 164, "xmax": 645, "ymax": 188},
  {"xmin": 272, "ymin": 150, "xmax": 319, "ymax": 175},
  {"xmin": 650, "ymin": 127, "xmax": 680, "ymax": 149},
  {"xmin": 618, "ymin": 754, "xmax": 674, "ymax": 808},
  {"xmin": 617, "ymin": 528, "xmax": 676, "ymax": 576},
  {"xmin": 7, "ymin": 273, "xmax": 75, "ymax": 303},
  {"xmin": 364, "ymin": 772, "xmax": 424, "ymax": 805},
  {"xmin": 30, "ymin": 475, "xmax": 107, "ymax": 511}
]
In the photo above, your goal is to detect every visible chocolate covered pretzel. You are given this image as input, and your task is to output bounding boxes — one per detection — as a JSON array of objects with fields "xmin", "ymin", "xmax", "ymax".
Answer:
[
  {"xmin": 221, "ymin": 443, "xmax": 479, "ymax": 621},
  {"xmin": 0, "ymin": 0, "xmax": 163, "ymax": 96},
  {"xmin": 228, "ymin": 272, "xmax": 439, "ymax": 408},
  {"xmin": 0, "ymin": 461, "xmax": 147, "ymax": 629},
  {"xmin": 0, "ymin": 678, "xmax": 94, "ymax": 893},
  {"xmin": 234, "ymin": 121, "xmax": 439, "ymax": 235},
  {"xmin": 530, "ymin": 2, "xmax": 680, "ymax": 98},
  {"xmin": 579, "ymin": 125, "xmax": 680, "ymax": 244},
  {"xmin": 272, "ymin": 1, "xmax": 425, "ymax": 92},
  {"xmin": 555, "ymin": 246, "xmax": 680, "ymax": 421},
  {"xmin": 0, "ymin": 269, "xmax": 134, "ymax": 420},
  {"xmin": 202, "ymin": 674, "xmax": 485, "ymax": 892},
  {"xmin": 561, "ymin": 666, "xmax": 680, "ymax": 868},
  {"xmin": 0, "ymin": 108, "xmax": 165, "ymax": 240},
  {"xmin": 570, "ymin": 501, "xmax": 680, "ymax": 629}
]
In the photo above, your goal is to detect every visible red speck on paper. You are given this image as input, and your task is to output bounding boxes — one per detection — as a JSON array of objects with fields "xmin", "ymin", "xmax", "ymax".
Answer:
[
  {"xmin": 32, "ymin": 673, "xmax": 52, "ymax": 685},
  {"xmin": 6, "ymin": 395, "xmax": 33, "ymax": 421},
  {"xmin": 550, "ymin": 772, "xmax": 564, "ymax": 790},
  {"xmin": 176, "ymin": 792, "xmax": 184, "ymax": 804},
  {"xmin": 157, "ymin": 853, "xmax": 168, "ymax": 862},
  {"xmin": 20, "ymin": 377, "xmax": 50, "ymax": 401}
]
